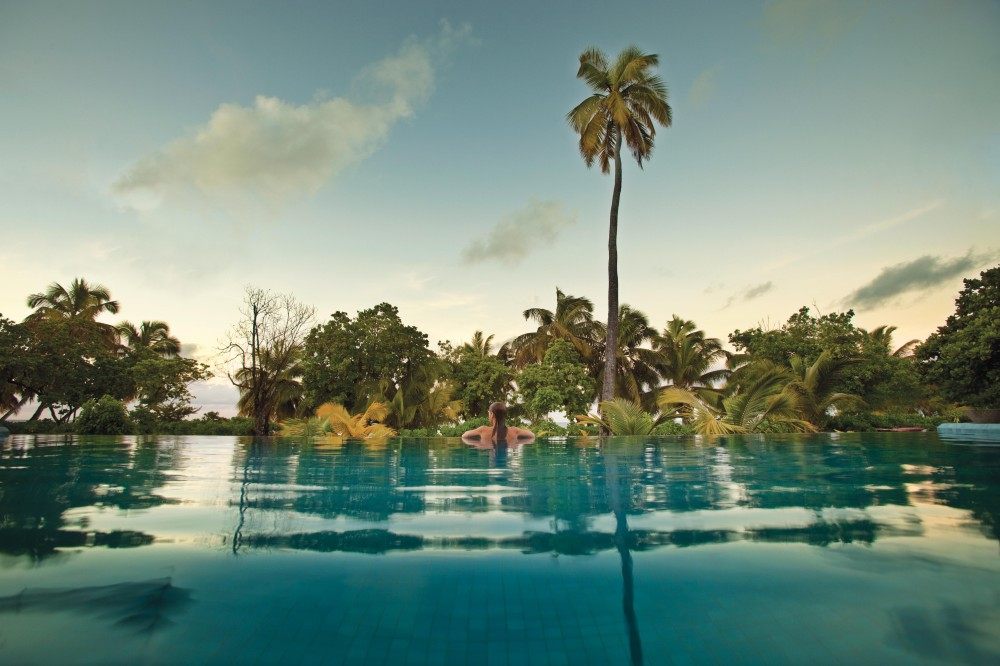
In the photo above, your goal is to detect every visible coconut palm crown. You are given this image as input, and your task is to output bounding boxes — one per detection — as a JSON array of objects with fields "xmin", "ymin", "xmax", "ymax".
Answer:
[
  {"xmin": 510, "ymin": 288, "xmax": 599, "ymax": 366},
  {"xmin": 26, "ymin": 278, "xmax": 120, "ymax": 321},
  {"xmin": 568, "ymin": 46, "xmax": 671, "ymax": 401},
  {"xmin": 117, "ymin": 320, "xmax": 181, "ymax": 356}
]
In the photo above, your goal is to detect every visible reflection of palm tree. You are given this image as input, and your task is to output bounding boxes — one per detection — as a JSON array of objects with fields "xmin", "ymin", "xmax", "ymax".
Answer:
[{"xmin": 605, "ymin": 449, "xmax": 644, "ymax": 666}]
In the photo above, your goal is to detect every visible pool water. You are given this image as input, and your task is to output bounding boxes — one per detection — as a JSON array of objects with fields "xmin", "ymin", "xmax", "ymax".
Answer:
[{"xmin": 0, "ymin": 433, "xmax": 997, "ymax": 664}]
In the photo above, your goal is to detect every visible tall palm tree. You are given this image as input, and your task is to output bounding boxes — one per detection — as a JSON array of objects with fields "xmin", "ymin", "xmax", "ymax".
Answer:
[
  {"xmin": 568, "ymin": 46, "xmax": 672, "ymax": 401},
  {"xmin": 510, "ymin": 288, "xmax": 599, "ymax": 366},
  {"xmin": 26, "ymin": 278, "xmax": 119, "ymax": 320},
  {"xmin": 26, "ymin": 278, "xmax": 120, "ymax": 346},
  {"xmin": 116, "ymin": 320, "xmax": 181, "ymax": 357},
  {"xmin": 655, "ymin": 316, "xmax": 731, "ymax": 395},
  {"xmin": 594, "ymin": 305, "xmax": 662, "ymax": 405}
]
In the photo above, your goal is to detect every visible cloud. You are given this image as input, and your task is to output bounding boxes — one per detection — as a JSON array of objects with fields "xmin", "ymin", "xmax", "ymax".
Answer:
[
  {"xmin": 687, "ymin": 67, "xmax": 720, "ymax": 109},
  {"xmin": 113, "ymin": 21, "xmax": 471, "ymax": 209},
  {"xmin": 763, "ymin": 199, "xmax": 944, "ymax": 272},
  {"xmin": 462, "ymin": 200, "xmax": 575, "ymax": 265},
  {"xmin": 844, "ymin": 250, "xmax": 996, "ymax": 309},
  {"xmin": 762, "ymin": 0, "xmax": 867, "ymax": 52},
  {"xmin": 723, "ymin": 281, "xmax": 775, "ymax": 309}
]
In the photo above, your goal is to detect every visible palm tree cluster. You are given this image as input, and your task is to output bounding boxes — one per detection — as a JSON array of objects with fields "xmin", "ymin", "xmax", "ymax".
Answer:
[
  {"xmin": 27, "ymin": 278, "xmax": 182, "ymax": 357},
  {"xmin": 507, "ymin": 288, "xmax": 873, "ymax": 436},
  {"xmin": 4, "ymin": 277, "xmax": 196, "ymax": 424},
  {"xmin": 509, "ymin": 288, "xmax": 731, "ymax": 409}
]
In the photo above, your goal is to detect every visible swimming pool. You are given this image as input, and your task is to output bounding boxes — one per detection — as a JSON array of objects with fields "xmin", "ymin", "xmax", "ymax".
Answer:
[{"xmin": 0, "ymin": 433, "xmax": 997, "ymax": 664}]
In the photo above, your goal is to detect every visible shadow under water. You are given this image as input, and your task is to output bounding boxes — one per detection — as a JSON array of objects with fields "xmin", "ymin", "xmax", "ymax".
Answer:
[{"xmin": 0, "ymin": 577, "xmax": 193, "ymax": 634}]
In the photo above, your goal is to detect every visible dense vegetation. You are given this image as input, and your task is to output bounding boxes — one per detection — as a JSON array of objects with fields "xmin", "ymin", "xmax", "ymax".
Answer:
[{"xmin": 1, "ymin": 266, "xmax": 995, "ymax": 437}]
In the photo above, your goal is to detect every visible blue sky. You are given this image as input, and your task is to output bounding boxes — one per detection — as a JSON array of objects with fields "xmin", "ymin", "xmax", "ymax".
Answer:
[{"xmin": 1, "ymin": 1, "xmax": 998, "ymax": 412}]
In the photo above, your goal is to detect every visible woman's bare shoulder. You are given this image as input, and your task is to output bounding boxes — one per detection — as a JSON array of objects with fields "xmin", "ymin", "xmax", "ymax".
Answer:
[{"xmin": 462, "ymin": 426, "xmax": 491, "ymax": 439}]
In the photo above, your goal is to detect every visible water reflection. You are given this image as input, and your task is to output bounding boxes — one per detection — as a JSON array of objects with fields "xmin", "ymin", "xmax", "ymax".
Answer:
[
  {"xmin": 1, "ymin": 433, "xmax": 997, "ymax": 664},
  {"xmin": 225, "ymin": 434, "xmax": 1000, "ymax": 554},
  {"xmin": 0, "ymin": 437, "xmax": 177, "ymax": 561},
  {"xmin": 606, "ymin": 448, "xmax": 643, "ymax": 666}
]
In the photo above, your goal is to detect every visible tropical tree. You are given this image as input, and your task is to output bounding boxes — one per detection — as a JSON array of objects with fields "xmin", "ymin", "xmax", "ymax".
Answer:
[
  {"xmin": 418, "ymin": 381, "xmax": 464, "ymax": 428},
  {"xmin": 460, "ymin": 331, "xmax": 495, "ymax": 357},
  {"xmin": 26, "ymin": 278, "xmax": 120, "ymax": 345},
  {"xmin": 658, "ymin": 363, "xmax": 814, "ymax": 435},
  {"xmin": 655, "ymin": 316, "xmax": 731, "ymax": 394},
  {"xmin": 594, "ymin": 305, "xmax": 661, "ymax": 406},
  {"xmin": 916, "ymin": 265, "xmax": 1000, "ymax": 409},
  {"xmin": 300, "ymin": 303, "xmax": 436, "ymax": 414},
  {"xmin": 511, "ymin": 288, "xmax": 599, "ymax": 366},
  {"xmin": 568, "ymin": 46, "xmax": 672, "ymax": 400},
  {"xmin": 26, "ymin": 278, "xmax": 120, "ymax": 320},
  {"xmin": 786, "ymin": 351, "xmax": 863, "ymax": 428},
  {"xmin": 445, "ymin": 342, "xmax": 513, "ymax": 418},
  {"xmin": 224, "ymin": 287, "xmax": 315, "ymax": 435},
  {"xmin": 517, "ymin": 339, "xmax": 595, "ymax": 419},
  {"xmin": 117, "ymin": 320, "xmax": 181, "ymax": 357},
  {"xmin": 234, "ymin": 347, "xmax": 305, "ymax": 425},
  {"xmin": 865, "ymin": 325, "xmax": 920, "ymax": 358},
  {"xmin": 576, "ymin": 398, "xmax": 661, "ymax": 436}
]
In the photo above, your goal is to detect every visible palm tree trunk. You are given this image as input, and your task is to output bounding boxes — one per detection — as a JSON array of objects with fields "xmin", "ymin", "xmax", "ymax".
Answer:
[
  {"xmin": 602, "ymin": 133, "xmax": 623, "ymax": 402},
  {"xmin": 27, "ymin": 402, "xmax": 46, "ymax": 422}
]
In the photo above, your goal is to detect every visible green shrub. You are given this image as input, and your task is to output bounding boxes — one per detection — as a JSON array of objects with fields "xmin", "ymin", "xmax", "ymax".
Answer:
[
  {"xmin": 436, "ymin": 417, "xmax": 489, "ymax": 437},
  {"xmin": 651, "ymin": 420, "xmax": 695, "ymax": 436},
  {"xmin": 3, "ymin": 419, "xmax": 75, "ymax": 434},
  {"xmin": 826, "ymin": 409, "xmax": 963, "ymax": 432},
  {"xmin": 76, "ymin": 396, "xmax": 133, "ymax": 435},
  {"xmin": 527, "ymin": 419, "xmax": 567, "ymax": 438}
]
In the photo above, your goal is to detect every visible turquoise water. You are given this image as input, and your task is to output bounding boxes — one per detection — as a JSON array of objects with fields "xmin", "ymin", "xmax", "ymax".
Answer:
[{"xmin": 0, "ymin": 433, "xmax": 997, "ymax": 665}]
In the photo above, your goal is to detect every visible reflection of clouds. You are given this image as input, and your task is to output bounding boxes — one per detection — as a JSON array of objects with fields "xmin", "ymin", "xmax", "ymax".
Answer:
[{"xmin": 890, "ymin": 597, "xmax": 1000, "ymax": 663}]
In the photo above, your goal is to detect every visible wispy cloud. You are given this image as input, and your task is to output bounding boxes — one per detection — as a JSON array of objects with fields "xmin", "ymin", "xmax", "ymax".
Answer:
[
  {"xmin": 844, "ymin": 249, "xmax": 995, "ymax": 309},
  {"xmin": 723, "ymin": 281, "xmax": 775, "ymax": 309},
  {"xmin": 764, "ymin": 199, "xmax": 945, "ymax": 272},
  {"xmin": 113, "ymin": 21, "xmax": 471, "ymax": 210},
  {"xmin": 687, "ymin": 66, "xmax": 720, "ymax": 109},
  {"xmin": 762, "ymin": 0, "xmax": 867, "ymax": 53},
  {"xmin": 462, "ymin": 200, "xmax": 575, "ymax": 265}
]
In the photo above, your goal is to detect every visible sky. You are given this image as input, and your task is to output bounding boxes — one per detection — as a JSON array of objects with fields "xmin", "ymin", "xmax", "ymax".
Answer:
[{"xmin": 1, "ymin": 0, "xmax": 998, "ymax": 414}]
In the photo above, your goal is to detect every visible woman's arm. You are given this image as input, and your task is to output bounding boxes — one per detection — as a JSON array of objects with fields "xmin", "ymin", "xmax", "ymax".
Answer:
[
  {"xmin": 514, "ymin": 427, "xmax": 535, "ymax": 442},
  {"xmin": 462, "ymin": 426, "xmax": 486, "ymax": 440}
]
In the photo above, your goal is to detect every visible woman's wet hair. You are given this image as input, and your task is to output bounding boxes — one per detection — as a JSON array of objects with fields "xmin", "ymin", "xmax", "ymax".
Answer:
[{"xmin": 489, "ymin": 402, "xmax": 508, "ymax": 444}]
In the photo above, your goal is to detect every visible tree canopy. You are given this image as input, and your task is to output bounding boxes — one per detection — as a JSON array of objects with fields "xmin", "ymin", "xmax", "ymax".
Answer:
[{"xmin": 917, "ymin": 265, "xmax": 1000, "ymax": 408}]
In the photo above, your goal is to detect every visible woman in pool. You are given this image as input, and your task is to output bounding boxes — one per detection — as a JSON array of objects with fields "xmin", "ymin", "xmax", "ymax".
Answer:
[{"xmin": 462, "ymin": 402, "xmax": 534, "ymax": 444}]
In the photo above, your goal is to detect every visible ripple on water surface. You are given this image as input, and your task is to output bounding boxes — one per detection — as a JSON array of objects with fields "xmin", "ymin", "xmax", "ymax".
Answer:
[{"xmin": 0, "ymin": 433, "xmax": 998, "ymax": 664}]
